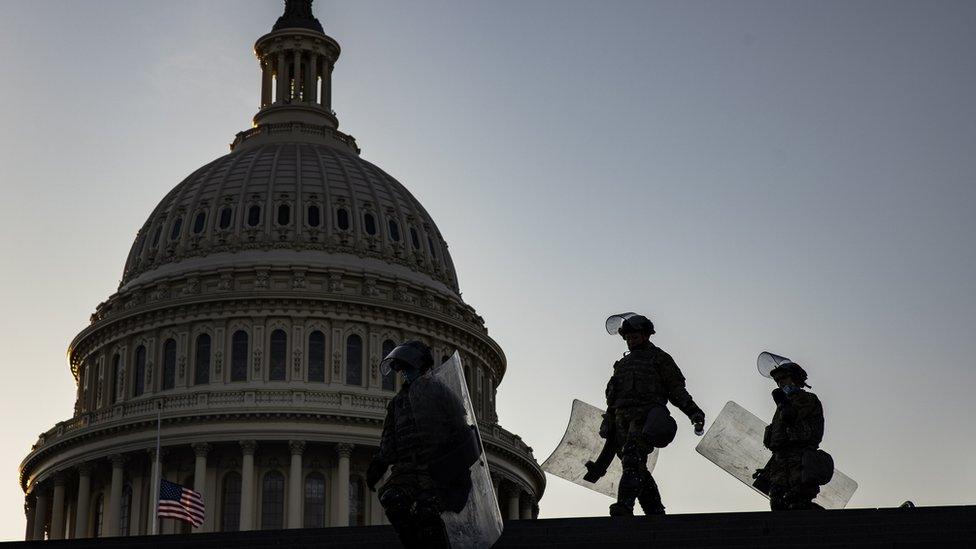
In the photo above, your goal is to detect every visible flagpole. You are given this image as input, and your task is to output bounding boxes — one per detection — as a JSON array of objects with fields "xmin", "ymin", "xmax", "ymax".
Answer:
[{"xmin": 151, "ymin": 399, "xmax": 162, "ymax": 535}]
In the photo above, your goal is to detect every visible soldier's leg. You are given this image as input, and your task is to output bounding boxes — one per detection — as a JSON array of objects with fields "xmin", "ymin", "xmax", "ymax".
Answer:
[
  {"xmin": 637, "ymin": 470, "xmax": 665, "ymax": 515},
  {"xmin": 768, "ymin": 485, "xmax": 790, "ymax": 511},
  {"xmin": 379, "ymin": 485, "xmax": 424, "ymax": 548},
  {"xmin": 413, "ymin": 491, "xmax": 450, "ymax": 549},
  {"xmin": 610, "ymin": 439, "xmax": 644, "ymax": 516}
]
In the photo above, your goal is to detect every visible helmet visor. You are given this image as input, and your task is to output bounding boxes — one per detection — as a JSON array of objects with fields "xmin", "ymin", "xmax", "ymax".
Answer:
[
  {"xmin": 605, "ymin": 312, "xmax": 638, "ymax": 335},
  {"xmin": 757, "ymin": 351, "xmax": 794, "ymax": 378},
  {"xmin": 379, "ymin": 343, "xmax": 429, "ymax": 376}
]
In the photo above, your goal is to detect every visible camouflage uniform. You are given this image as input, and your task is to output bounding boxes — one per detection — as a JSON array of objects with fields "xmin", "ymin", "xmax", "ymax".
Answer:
[
  {"xmin": 605, "ymin": 341, "xmax": 703, "ymax": 515},
  {"xmin": 374, "ymin": 375, "xmax": 470, "ymax": 548},
  {"xmin": 762, "ymin": 389, "xmax": 824, "ymax": 510}
]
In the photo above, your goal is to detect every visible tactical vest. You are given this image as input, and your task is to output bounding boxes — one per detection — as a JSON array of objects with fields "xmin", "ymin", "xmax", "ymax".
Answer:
[{"xmin": 608, "ymin": 348, "xmax": 670, "ymax": 409}]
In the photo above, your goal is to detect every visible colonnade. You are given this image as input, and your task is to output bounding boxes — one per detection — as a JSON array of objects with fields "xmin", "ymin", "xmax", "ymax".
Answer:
[
  {"xmin": 259, "ymin": 50, "xmax": 332, "ymax": 110},
  {"xmin": 25, "ymin": 440, "xmax": 538, "ymax": 540}
]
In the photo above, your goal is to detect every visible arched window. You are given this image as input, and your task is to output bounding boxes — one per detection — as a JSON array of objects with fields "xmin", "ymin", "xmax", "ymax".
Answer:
[
  {"xmin": 221, "ymin": 472, "xmax": 242, "ymax": 532},
  {"xmin": 192, "ymin": 212, "xmax": 206, "ymax": 234},
  {"xmin": 345, "ymin": 334, "xmax": 363, "ymax": 386},
  {"xmin": 303, "ymin": 472, "xmax": 326, "ymax": 528},
  {"xmin": 410, "ymin": 227, "xmax": 421, "ymax": 250},
  {"xmin": 119, "ymin": 484, "xmax": 132, "ymax": 536},
  {"xmin": 277, "ymin": 204, "xmax": 291, "ymax": 226},
  {"xmin": 261, "ymin": 471, "xmax": 285, "ymax": 530},
  {"xmin": 110, "ymin": 353, "xmax": 121, "ymax": 404},
  {"xmin": 170, "ymin": 217, "xmax": 183, "ymax": 241},
  {"xmin": 162, "ymin": 339, "xmax": 177, "ymax": 391},
  {"xmin": 133, "ymin": 345, "xmax": 146, "ymax": 397},
  {"xmin": 308, "ymin": 331, "xmax": 325, "ymax": 382},
  {"xmin": 336, "ymin": 208, "xmax": 350, "ymax": 230},
  {"xmin": 195, "ymin": 334, "xmax": 211, "ymax": 385},
  {"xmin": 231, "ymin": 331, "xmax": 248, "ymax": 382},
  {"xmin": 247, "ymin": 204, "xmax": 262, "ymax": 227},
  {"xmin": 93, "ymin": 493, "xmax": 105, "ymax": 537},
  {"xmin": 364, "ymin": 213, "xmax": 377, "ymax": 235},
  {"xmin": 307, "ymin": 204, "xmax": 321, "ymax": 228},
  {"xmin": 269, "ymin": 329, "xmax": 287, "ymax": 381},
  {"xmin": 388, "ymin": 219, "xmax": 401, "ymax": 242},
  {"xmin": 381, "ymin": 339, "xmax": 397, "ymax": 391},
  {"xmin": 218, "ymin": 207, "xmax": 233, "ymax": 230},
  {"xmin": 349, "ymin": 474, "xmax": 366, "ymax": 526}
]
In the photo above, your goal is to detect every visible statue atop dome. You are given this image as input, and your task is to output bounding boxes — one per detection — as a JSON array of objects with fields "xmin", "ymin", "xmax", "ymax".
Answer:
[{"xmin": 273, "ymin": 0, "xmax": 324, "ymax": 33}]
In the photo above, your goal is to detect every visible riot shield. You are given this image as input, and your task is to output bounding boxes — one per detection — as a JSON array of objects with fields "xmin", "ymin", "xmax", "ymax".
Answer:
[
  {"xmin": 695, "ymin": 401, "xmax": 858, "ymax": 509},
  {"xmin": 430, "ymin": 353, "xmax": 503, "ymax": 549},
  {"xmin": 757, "ymin": 351, "xmax": 794, "ymax": 378},
  {"xmin": 541, "ymin": 399, "xmax": 659, "ymax": 499}
]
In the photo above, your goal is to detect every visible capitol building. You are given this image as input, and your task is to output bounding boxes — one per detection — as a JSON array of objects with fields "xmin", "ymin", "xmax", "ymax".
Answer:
[{"xmin": 19, "ymin": 1, "xmax": 543, "ymax": 540}]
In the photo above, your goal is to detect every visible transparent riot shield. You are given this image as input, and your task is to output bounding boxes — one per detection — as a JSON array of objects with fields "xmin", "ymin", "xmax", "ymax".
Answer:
[
  {"xmin": 430, "ymin": 352, "xmax": 503, "ymax": 549},
  {"xmin": 695, "ymin": 401, "xmax": 858, "ymax": 509},
  {"xmin": 541, "ymin": 399, "xmax": 659, "ymax": 499}
]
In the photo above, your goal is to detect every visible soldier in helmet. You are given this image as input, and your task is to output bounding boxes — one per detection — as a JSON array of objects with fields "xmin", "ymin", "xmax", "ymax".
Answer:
[
  {"xmin": 366, "ymin": 341, "xmax": 480, "ymax": 548},
  {"xmin": 591, "ymin": 313, "xmax": 706, "ymax": 516},
  {"xmin": 757, "ymin": 361, "xmax": 825, "ymax": 510}
]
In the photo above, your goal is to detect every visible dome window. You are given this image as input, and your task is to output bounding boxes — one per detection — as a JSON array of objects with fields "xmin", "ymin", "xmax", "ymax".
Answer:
[
  {"xmin": 307, "ymin": 205, "xmax": 321, "ymax": 228},
  {"xmin": 382, "ymin": 339, "xmax": 397, "ymax": 391},
  {"xmin": 345, "ymin": 334, "xmax": 363, "ymax": 386},
  {"xmin": 303, "ymin": 472, "xmax": 326, "ymax": 528},
  {"xmin": 247, "ymin": 205, "xmax": 262, "ymax": 227},
  {"xmin": 308, "ymin": 331, "xmax": 326, "ymax": 382},
  {"xmin": 410, "ymin": 227, "xmax": 421, "ymax": 250},
  {"xmin": 195, "ymin": 334, "xmax": 211, "ymax": 385},
  {"xmin": 364, "ymin": 213, "xmax": 377, "ymax": 235},
  {"xmin": 218, "ymin": 207, "xmax": 233, "ymax": 230},
  {"xmin": 269, "ymin": 329, "xmax": 287, "ymax": 381},
  {"xmin": 277, "ymin": 204, "xmax": 291, "ymax": 226},
  {"xmin": 231, "ymin": 331, "xmax": 248, "ymax": 382},
  {"xmin": 221, "ymin": 472, "xmax": 242, "ymax": 532},
  {"xmin": 336, "ymin": 208, "xmax": 350, "ymax": 231},
  {"xmin": 192, "ymin": 212, "xmax": 206, "ymax": 234},
  {"xmin": 133, "ymin": 345, "xmax": 146, "ymax": 397},
  {"xmin": 388, "ymin": 219, "xmax": 401, "ymax": 242},
  {"xmin": 170, "ymin": 217, "xmax": 183, "ymax": 241},
  {"xmin": 261, "ymin": 471, "xmax": 285, "ymax": 529}
]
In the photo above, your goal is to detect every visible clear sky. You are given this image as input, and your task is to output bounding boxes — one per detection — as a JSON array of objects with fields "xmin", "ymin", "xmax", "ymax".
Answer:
[{"xmin": 1, "ymin": 0, "xmax": 975, "ymax": 540}]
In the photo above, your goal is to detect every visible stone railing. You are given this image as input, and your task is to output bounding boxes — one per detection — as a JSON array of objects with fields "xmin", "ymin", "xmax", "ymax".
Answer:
[{"xmin": 230, "ymin": 122, "xmax": 360, "ymax": 153}]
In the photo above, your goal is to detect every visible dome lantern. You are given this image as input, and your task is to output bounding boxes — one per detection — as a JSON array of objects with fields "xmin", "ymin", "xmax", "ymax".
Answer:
[{"xmin": 233, "ymin": 0, "xmax": 358, "ymax": 153}]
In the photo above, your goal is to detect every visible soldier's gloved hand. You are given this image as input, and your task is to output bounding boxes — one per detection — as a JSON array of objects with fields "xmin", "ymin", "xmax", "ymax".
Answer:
[
  {"xmin": 366, "ymin": 457, "xmax": 387, "ymax": 492},
  {"xmin": 772, "ymin": 388, "xmax": 788, "ymax": 406},
  {"xmin": 689, "ymin": 411, "xmax": 705, "ymax": 434},
  {"xmin": 583, "ymin": 460, "xmax": 606, "ymax": 483}
]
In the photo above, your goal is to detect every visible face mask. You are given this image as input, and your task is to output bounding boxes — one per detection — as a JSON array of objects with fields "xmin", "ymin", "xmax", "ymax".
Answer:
[{"xmin": 782, "ymin": 384, "xmax": 800, "ymax": 396}]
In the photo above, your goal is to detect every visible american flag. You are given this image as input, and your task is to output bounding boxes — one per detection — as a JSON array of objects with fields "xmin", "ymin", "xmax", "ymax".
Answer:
[{"xmin": 157, "ymin": 479, "xmax": 205, "ymax": 527}]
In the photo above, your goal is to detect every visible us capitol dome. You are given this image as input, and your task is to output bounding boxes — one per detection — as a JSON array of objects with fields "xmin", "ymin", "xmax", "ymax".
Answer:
[{"xmin": 19, "ymin": 1, "xmax": 543, "ymax": 540}]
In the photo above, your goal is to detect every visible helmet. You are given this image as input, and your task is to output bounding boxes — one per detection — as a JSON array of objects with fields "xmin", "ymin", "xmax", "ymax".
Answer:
[
  {"xmin": 606, "ymin": 312, "xmax": 655, "ymax": 337},
  {"xmin": 758, "ymin": 351, "xmax": 810, "ymax": 387},
  {"xmin": 379, "ymin": 340, "xmax": 434, "ymax": 376}
]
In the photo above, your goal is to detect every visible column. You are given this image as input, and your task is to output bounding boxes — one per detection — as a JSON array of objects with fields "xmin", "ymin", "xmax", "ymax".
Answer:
[
  {"xmin": 74, "ymin": 463, "xmax": 93, "ymax": 538},
  {"xmin": 192, "ymin": 443, "xmax": 210, "ymax": 533},
  {"xmin": 276, "ymin": 52, "xmax": 287, "ymax": 104},
  {"xmin": 335, "ymin": 443, "xmax": 352, "ymax": 526},
  {"xmin": 260, "ymin": 59, "xmax": 272, "ymax": 108},
  {"xmin": 239, "ymin": 440, "xmax": 257, "ymax": 531},
  {"xmin": 50, "ymin": 474, "xmax": 66, "ymax": 540},
  {"xmin": 24, "ymin": 498, "xmax": 35, "ymax": 541},
  {"xmin": 306, "ymin": 53, "xmax": 318, "ymax": 102},
  {"xmin": 32, "ymin": 490, "xmax": 49, "ymax": 541},
  {"xmin": 320, "ymin": 64, "xmax": 332, "ymax": 110},
  {"xmin": 292, "ymin": 50, "xmax": 303, "ymax": 102},
  {"xmin": 287, "ymin": 441, "xmax": 305, "ymax": 528},
  {"xmin": 106, "ymin": 454, "xmax": 126, "ymax": 536},
  {"xmin": 506, "ymin": 488, "xmax": 520, "ymax": 521},
  {"xmin": 520, "ymin": 494, "xmax": 534, "ymax": 520}
]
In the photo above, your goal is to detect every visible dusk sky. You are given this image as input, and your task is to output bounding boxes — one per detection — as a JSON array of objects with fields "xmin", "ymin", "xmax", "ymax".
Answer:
[{"xmin": 1, "ymin": 0, "xmax": 975, "ymax": 539}]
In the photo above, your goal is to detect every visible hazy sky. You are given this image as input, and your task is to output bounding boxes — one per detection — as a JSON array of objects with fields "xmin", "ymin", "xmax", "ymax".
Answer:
[{"xmin": 1, "ymin": 0, "xmax": 975, "ymax": 540}]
